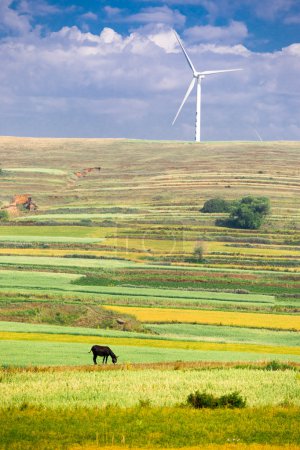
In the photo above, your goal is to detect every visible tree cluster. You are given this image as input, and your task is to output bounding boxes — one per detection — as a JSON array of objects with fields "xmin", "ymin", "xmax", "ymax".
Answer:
[
  {"xmin": 200, "ymin": 197, "xmax": 232, "ymax": 213},
  {"xmin": 228, "ymin": 196, "xmax": 270, "ymax": 229},
  {"xmin": 201, "ymin": 196, "xmax": 270, "ymax": 230},
  {"xmin": 0, "ymin": 210, "xmax": 8, "ymax": 221}
]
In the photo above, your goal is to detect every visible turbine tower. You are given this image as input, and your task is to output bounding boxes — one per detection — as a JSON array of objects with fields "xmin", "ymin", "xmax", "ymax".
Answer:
[{"xmin": 172, "ymin": 31, "xmax": 242, "ymax": 142}]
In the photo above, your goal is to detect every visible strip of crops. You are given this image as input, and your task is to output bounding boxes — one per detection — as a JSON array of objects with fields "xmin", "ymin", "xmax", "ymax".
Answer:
[
  {"xmin": 70, "ymin": 266, "xmax": 300, "ymax": 296},
  {"xmin": 4, "ymin": 339, "xmax": 300, "ymax": 366},
  {"xmin": 0, "ymin": 256, "xmax": 136, "ymax": 269},
  {"xmin": 72, "ymin": 280, "xmax": 275, "ymax": 304},
  {"xmin": 2, "ymin": 321, "xmax": 300, "ymax": 347},
  {"xmin": 0, "ymin": 226, "xmax": 113, "ymax": 238},
  {"xmin": 0, "ymin": 270, "xmax": 281, "ymax": 311},
  {"xmin": 1, "ymin": 406, "xmax": 299, "ymax": 449},
  {"xmin": 1, "ymin": 367, "xmax": 299, "ymax": 408},
  {"xmin": 16, "ymin": 213, "xmax": 148, "ymax": 221},
  {"xmin": 0, "ymin": 269, "xmax": 80, "ymax": 287},
  {"xmin": 0, "ymin": 236, "xmax": 103, "ymax": 243},
  {"xmin": 0, "ymin": 321, "xmax": 148, "ymax": 338},
  {"xmin": 106, "ymin": 305, "xmax": 300, "ymax": 331},
  {"xmin": 148, "ymin": 323, "xmax": 300, "ymax": 347},
  {"xmin": 0, "ymin": 266, "xmax": 300, "ymax": 302},
  {"xmin": 1, "ymin": 331, "xmax": 300, "ymax": 357}
]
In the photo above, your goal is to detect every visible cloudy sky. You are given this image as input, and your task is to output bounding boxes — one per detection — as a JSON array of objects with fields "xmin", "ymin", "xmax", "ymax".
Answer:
[{"xmin": 0, "ymin": 0, "xmax": 300, "ymax": 141}]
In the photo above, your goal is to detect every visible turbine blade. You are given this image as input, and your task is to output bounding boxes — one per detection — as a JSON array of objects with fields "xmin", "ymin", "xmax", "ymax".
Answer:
[
  {"xmin": 200, "ymin": 69, "xmax": 243, "ymax": 76},
  {"xmin": 174, "ymin": 31, "xmax": 196, "ymax": 74},
  {"xmin": 172, "ymin": 77, "xmax": 196, "ymax": 125}
]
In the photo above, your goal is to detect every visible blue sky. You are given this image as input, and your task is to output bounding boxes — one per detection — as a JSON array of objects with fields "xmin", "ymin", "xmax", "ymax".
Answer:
[
  {"xmin": 0, "ymin": 0, "xmax": 300, "ymax": 140},
  {"xmin": 27, "ymin": 0, "xmax": 300, "ymax": 52}
]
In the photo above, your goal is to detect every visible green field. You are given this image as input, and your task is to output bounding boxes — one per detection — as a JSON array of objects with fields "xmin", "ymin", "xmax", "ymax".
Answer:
[
  {"xmin": 1, "ymin": 366, "xmax": 299, "ymax": 408},
  {"xmin": 0, "ymin": 137, "xmax": 300, "ymax": 448},
  {"xmin": 1, "ymin": 406, "xmax": 299, "ymax": 449},
  {"xmin": 148, "ymin": 323, "xmax": 300, "ymax": 346}
]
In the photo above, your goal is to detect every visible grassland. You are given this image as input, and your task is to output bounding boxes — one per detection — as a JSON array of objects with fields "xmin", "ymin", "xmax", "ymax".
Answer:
[
  {"xmin": 1, "ymin": 406, "xmax": 300, "ymax": 449},
  {"xmin": 1, "ymin": 366, "xmax": 300, "ymax": 408},
  {"xmin": 0, "ymin": 137, "xmax": 300, "ymax": 448}
]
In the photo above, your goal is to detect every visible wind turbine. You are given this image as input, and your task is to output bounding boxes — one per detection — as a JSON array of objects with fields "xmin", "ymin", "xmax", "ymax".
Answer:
[{"xmin": 172, "ymin": 31, "xmax": 242, "ymax": 142}]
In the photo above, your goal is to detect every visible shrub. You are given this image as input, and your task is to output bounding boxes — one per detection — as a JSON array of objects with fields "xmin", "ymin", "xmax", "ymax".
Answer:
[
  {"xmin": 201, "ymin": 198, "xmax": 233, "ymax": 213},
  {"xmin": 0, "ymin": 210, "xmax": 8, "ymax": 221},
  {"xmin": 138, "ymin": 399, "xmax": 151, "ymax": 408},
  {"xmin": 265, "ymin": 360, "xmax": 293, "ymax": 371},
  {"xmin": 79, "ymin": 219, "xmax": 92, "ymax": 226},
  {"xmin": 185, "ymin": 243, "xmax": 206, "ymax": 263},
  {"xmin": 193, "ymin": 243, "xmax": 205, "ymax": 261},
  {"xmin": 186, "ymin": 390, "xmax": 246, "ymax": 409}
]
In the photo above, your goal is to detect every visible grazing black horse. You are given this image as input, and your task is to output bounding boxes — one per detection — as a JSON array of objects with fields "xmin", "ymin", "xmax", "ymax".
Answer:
[{"xmin": 89, "ymin": 345, "xmax": 118, "ymax": 365}]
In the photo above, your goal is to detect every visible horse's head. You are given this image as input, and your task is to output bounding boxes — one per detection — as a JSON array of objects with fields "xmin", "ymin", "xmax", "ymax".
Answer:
[{"xmin": 112, "ymin": 355, "xmax": 118, "ymax": 364}]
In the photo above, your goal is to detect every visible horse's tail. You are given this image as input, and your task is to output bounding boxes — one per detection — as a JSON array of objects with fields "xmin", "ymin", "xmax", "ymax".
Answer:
[{"xmin": 88, "ymin": 348, "xmax": 92, "ymax": 353}]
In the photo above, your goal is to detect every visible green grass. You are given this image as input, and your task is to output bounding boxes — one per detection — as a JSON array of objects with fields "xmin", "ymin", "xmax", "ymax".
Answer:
[
  {"xmin": 0, "ymin": 235, "xmax": 103, "ymax": 243},
  {"xmin": 16, "ymin": 213, "xmax": 148, "ymax": 221},
  {"xmin": 0, "ymin": 226, "xmax": 112, "ymax": 238},
  {"xmin": 74, "ymin": 277, "xmax": 275, "ymax": 303},
  {"xmin": 0, "ymin": 269, "xmax": 297, "ymax": 321},
  {"xmin": 2, "ymin": 268, "xmax": 274, "ymax": 304},
  {"xmin": 0, "ymin": 269, "xmax": 80, "ymax": 288},
  {"xmin": 1, "ymin": 406, "xmax": 299, "ymax": 448},
  {"xmin": 0, "ymin": 256, "xmax": 136, "ymax": 269},
  {"xmin": 1, "ymin": 366, "xmax": 300, "ymax": 408},
  {"xmin": 2, "ymin": 340, "xmax": 300, "ymax": 366},
  {"xmin": 89, "ymin": 266, "xmax": 299, "ymax": 297},
  {"xmin": 148, "ymin": 323, "xmax": 300, "ymax": 347}
]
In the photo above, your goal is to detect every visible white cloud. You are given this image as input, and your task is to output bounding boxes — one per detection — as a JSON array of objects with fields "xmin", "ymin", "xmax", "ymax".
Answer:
[
  {"xmin": 184, "ymin": 21, "xmax": 248, "ymax": 45},
  {"xmin": 140, "ymin": 25, "xmax": 178, "ymax": 52},
  {"xmin": 124, "ymin": 6, "xmax": 186, "ymax": 27},
  {"xmin": 284, "ymin": 14, "xmax": 300, "ymax": 24},
  {"xmin": 0, "ymin": 17, "xmax": 300, "ymax": 140},
  {"xmin": 282, "ymin": 43, "xmax": 300, "ymax": 56},
  {"xmin": 99, "ymin": 27, "xmax": 123, "ymax": 45},
  {"xmin": 80, "ymin": 12, "xmax": 98, "ymax": 21},
  {"xmin": 252, "ymin": 0, "xmax": 294, "ymax": 20},
  {"xmin": 195, "ymin": 43, "xmax": 250, "ymax": 56},
  {"xmin": 17, "ymin": 0, "xmax": 60, "ymax": 16},
  {"xmin": 0, "ymin": 0, "xmax": 32, "ymax": 35},
  {"xmin": 104, "ymin": 6, "xmax": 123, "ymax": 18}
]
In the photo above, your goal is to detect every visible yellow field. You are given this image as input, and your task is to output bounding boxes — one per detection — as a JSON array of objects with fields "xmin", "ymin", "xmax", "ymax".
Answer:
[
  {"xmin": 1, "ymin": 238, "xmax": 297, "ymax": 261},
  {"xmin": 210, "ymin": 242, "xmax": 300, "ymax": 257},
  {"xmin": 105, "ymin": 306, "xmax": 300, "ymax": 331},
  {"xmin": 0, "ymin": 248, "xmax": 136, "ymax": 258},
  {"xmin": 104, "ymin": 237, "xmax": 195, "ymax": 254}
]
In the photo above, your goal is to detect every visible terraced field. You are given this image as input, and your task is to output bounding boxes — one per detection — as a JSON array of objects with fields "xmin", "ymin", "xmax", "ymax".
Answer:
[
  {"xmin": 0, "ymin": 137, "xmax": 299, "ymax": 359},
  {"xmin": 0, "ymin": 137, "xmax": 299, "ymax": 448}
]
